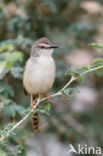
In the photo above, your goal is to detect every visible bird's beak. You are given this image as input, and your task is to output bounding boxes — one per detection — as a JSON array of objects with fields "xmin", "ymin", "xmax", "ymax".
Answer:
[{"xmin": 49, "ymin": 45, "xmax": 59, "ymax": 49}]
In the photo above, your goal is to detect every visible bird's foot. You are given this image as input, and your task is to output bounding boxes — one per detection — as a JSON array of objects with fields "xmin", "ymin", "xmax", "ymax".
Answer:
[
  {"xmin": 31, "ymin": 101, "xmax": 35, "ymax": 108},
  {"xmin": 45, "ymin": 93, "xmax": 52, "ymax": 100}
]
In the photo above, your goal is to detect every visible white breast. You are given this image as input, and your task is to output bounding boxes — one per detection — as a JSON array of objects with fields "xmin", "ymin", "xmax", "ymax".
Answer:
[{"xmin": 23, "ymin": 56, "xmax": 56, "ymax": 94}]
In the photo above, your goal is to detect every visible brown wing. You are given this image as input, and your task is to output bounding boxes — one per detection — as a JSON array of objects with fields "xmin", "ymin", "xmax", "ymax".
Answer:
[
  {"xmin": 24, "ymin": 87, "xmax": 27, "ymax": 95},
  {"xmin": 23, "ymin": 64, "xmax": 28, "ymax": 95}
]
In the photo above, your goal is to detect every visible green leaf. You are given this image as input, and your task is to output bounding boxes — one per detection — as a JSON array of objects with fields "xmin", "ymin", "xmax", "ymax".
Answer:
[
  {"xmin": 4, "ymin": 105, "xmax": 16, "ymax": 117},
  {"xmin": 0, "ymin": 61, "xmax": 6, "ymax": 74},
  {"xmin": 0, "ymin": 5, "xmax": 3, "ymax": 12},
  {"xmin": 44, "ymin": 101, "xmax": 51, "ymax": 112},
  {"xmin": 14, "ymin": 145, "xmax": 24, "ymax": 154},
  {"xmin": 0, "ymin": 124, "xmax": 16, "ymax": 145},
  {"xmin": 0, "ymin": 96, "xmax": 11, "ymax": 105},
  {"xmin": 38, "ymin": 109, "xmax": 50, "ymax": 116},
  {"xmin": 10, "ymin": 66, "xmax": 23, "ymax": 78},
  {"xmin": 63, "ymin": 88, "xmax": 80, "ymax": 100},
  {"xmin": 6, "ymin": 84, "xmax": 14, "ymax": 97},
  {"xmin": 0, "ymin": 142, "xmax": 14, "ymax": 156},
  {"xmin": 97, "ymin": 68, "xmax": 102, "ymax": 74},
  {"xmin": 15, "ymin": 105, "xmax": 25, "ymax": 116},
  {"xmin": 0, "ymin": 86, "xmax": 5, "ymax": 93},
  {"xmin": 0, "ymin": 69, "xmax": 9, "ymax": 80},
  {"xmin": 0, "ymin": 123, "xmax": 15, "ymax": 137},
  {"xmin": 64, "ymin": 88, "xmax": 80, "ymax": 95},
  {"xmin": 88, "ymin": 43, "xmax": 103, "ymax": 49},
  {"xmin": 0, "ymin": 45, "xmax": 14, "ymax": 53},
  {"xmin": 0, "ymin": 83, "xmax": 14, "ymax": 97},
  {"xmin": 91, "ymin": 58, "xmax": 103, "ymax": 64},
  {"xmin": 40, "ymin": 0, "xmax": 57, "ymax": 13},
  {"xmin": 90, "ymin": 63, "xmax": 103, "ymax": 69},
  {"xmin": 4, "ymin": 103, "xmax": 25, "ymax": 117},
  {"xmin": 71, "ymin": 67, "xmax": 82, "ymax": 75},
  {"xmin": 21, "ymin": 107, "xmax": 31, "ymax": 115},
  {"xmin": 4, "ymin": 123, "xmax": 15, "ymax": 131},
  {"xmin": 5, "ymin": 51, "xmax": 24, "ymax": 64},
  {"xmin": 80, "ymin": 76, "xmax": 85, "ymax": 84},
  {"xmin": 65, "ymin": 66, "xmax": 90, "ymax": 77}
]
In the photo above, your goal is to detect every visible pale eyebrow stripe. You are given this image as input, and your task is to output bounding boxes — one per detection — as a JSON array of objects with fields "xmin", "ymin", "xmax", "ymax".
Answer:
[{"xmin": 39, "ymin": 43, "xmax": 50, "ymax": 47}]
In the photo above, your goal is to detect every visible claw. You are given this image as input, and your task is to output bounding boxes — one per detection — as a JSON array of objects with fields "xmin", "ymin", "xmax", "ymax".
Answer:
[
  {"xmin": 30, "ymin": 94, "xmax": 35, "ymax": 108},
  {"xmin": 45, "ymin": 93, "xmax": 52, "ymax": 100},
  {"xmin": 31, "ymin": 101, "xmax": 35, "ymax": 108}
]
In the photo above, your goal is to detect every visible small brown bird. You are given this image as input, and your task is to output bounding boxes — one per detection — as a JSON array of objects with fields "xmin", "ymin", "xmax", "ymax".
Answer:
[{"xmin": 23, "ymin": 37, "xmax": 58, "ymax": 131}]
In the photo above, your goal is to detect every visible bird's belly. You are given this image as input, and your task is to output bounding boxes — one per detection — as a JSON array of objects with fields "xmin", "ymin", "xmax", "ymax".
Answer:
[{"xmin": 23, "ymin": 57, "xmax": 56, "ymax": 94}]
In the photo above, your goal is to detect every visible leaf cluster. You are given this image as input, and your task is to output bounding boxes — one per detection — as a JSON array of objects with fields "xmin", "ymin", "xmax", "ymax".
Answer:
[
  {"xmin": 0, "ymin": 44, "xmax": 25, "ymax": 121},
  {"xmin": 63, "ymin": 88, "xmax": 80, "ymax": 100},
  {"xmin": 0, "ymin": 0, "xmax": 103, "ymax": 155}
]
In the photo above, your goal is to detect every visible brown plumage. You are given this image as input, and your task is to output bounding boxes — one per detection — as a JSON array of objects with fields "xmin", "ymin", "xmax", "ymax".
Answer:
[
  {"xmin": 32, "ymin": 107, "xmax": 40, "ymax": 131},
  {"xmin": 32, "ymin": 95, "xmax": 40, "ymax": 132}
]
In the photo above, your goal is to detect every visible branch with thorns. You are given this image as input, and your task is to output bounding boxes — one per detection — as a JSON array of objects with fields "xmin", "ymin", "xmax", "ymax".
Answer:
[{"xmin": 1, "ymin": 64, "xmax": 103, "ymax": 142}]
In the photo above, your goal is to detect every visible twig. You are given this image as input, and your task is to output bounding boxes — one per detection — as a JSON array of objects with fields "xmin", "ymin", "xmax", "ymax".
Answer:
[
  {"xmin": 81, "ymin": 65, "xmax": 103, "ymax": 76},
  {"xmin": 1, "ymin": 64, "xmax": 103, "ymax": 142}
]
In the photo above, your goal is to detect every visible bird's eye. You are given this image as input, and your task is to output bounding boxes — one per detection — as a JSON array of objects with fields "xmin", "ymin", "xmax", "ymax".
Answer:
[{"xmin": 40, "ymin": 46, "xmax": 45, "ymax": 49}]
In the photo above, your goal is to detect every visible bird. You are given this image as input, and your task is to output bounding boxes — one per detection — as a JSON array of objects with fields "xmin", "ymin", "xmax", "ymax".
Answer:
[{"xmin": 23, "ymin": 37, "xmax": 58, "ymax": 132}]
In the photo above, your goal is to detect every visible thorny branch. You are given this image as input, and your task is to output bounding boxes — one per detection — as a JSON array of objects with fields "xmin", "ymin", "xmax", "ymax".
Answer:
[{"xmin": 1, "ymin": 64, "xmax": 103, "ymax": 142}]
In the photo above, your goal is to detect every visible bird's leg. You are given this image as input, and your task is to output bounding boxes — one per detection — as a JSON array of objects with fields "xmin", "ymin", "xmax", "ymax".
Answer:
[
  {"xmin": 44, "ymin": 93, "xmax": 52, "ymax": 100},
  {"xmin": 30, "ymin": 94, "xmax": 35, "ymax": 108}
]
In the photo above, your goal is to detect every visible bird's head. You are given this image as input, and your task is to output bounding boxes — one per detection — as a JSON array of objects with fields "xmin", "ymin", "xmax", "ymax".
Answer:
[{"xmin": 31, "ymin": 37, "xmax": 58, "ymax": 57}]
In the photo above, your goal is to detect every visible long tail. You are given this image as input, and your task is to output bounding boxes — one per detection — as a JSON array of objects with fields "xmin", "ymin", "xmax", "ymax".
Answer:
[{"xmin": 32, "ymin": 95, "xmax": 40, "ymax": 132}]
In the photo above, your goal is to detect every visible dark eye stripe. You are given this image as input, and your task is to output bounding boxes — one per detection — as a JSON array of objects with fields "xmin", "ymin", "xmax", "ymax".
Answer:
[{"xmin": 37, "ymin": 45, "xmax": 51, "ymax": 49}]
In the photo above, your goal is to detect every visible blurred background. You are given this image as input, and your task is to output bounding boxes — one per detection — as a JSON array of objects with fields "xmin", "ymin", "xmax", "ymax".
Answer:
[{"xmin": 0, "ymin": 0, "xmax": 103, "ymax": 156}]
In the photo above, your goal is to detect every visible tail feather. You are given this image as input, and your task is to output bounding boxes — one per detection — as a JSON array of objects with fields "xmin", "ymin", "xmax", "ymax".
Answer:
[
  {"xmin": 32, "ymin": 95, "xmax": 40, "ymax": 132},
  {"xmin": 32, "ymin": 110, "xmax": 40, "ymax": 131}
]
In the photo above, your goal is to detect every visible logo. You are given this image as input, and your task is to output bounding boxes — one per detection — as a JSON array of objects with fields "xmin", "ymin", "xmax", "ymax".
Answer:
[{"xmin": 68, "ymin": 144, "xmax": 102, "ymax": 155}]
